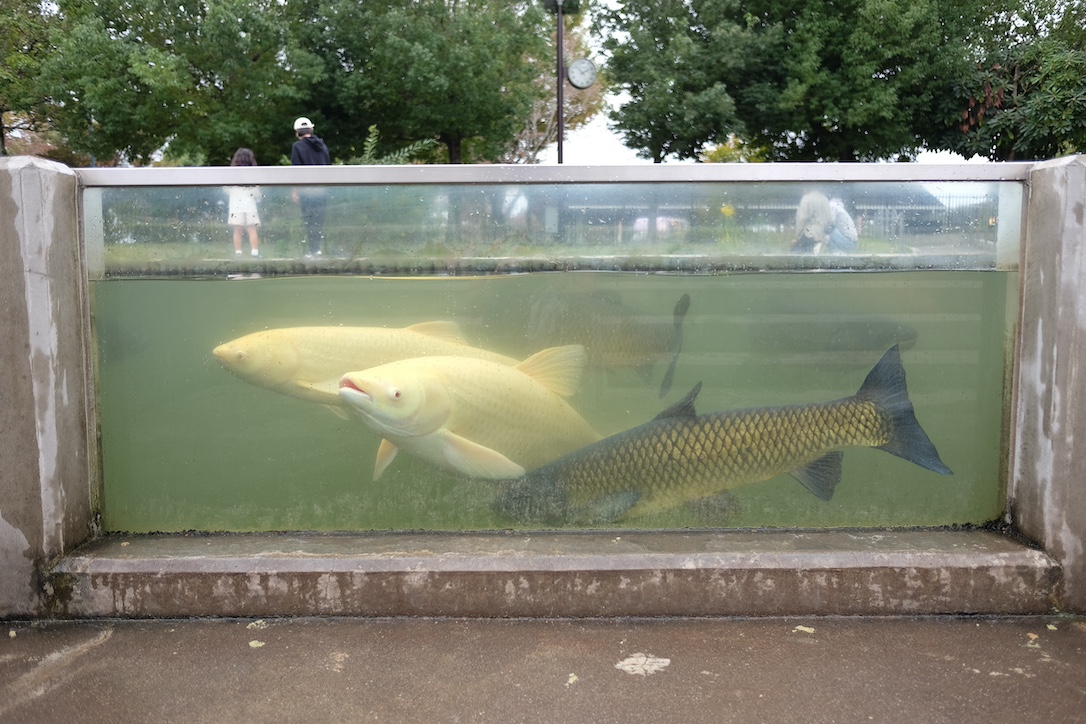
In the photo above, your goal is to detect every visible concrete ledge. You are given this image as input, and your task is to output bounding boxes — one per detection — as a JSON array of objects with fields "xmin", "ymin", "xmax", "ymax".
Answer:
[{"xmin": 46, "ymin": 530, "xmax": 1058, "ymax": 618}]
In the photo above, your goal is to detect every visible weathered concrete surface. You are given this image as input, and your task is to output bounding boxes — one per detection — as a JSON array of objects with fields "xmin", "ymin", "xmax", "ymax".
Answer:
[
  {"xmin": 48, "ymin": 530, "xmax": 1058, "ymax": 618},
  {"xmin": 0, "ymin": 157, "xmax": 94, "ymax": 617},
  {"xmin": 1012, "ymin": 156, "xmax": 1086, "ymax": 611},
  {"xmin": 1, "ymin": 616, "xmax": 1084, "ymax": 723}
]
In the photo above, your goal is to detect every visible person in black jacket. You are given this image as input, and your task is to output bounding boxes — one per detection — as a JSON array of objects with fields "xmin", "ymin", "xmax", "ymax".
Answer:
[{"xmin": 291, "ymin": 117, "xmax": 331, "ymax": 257}]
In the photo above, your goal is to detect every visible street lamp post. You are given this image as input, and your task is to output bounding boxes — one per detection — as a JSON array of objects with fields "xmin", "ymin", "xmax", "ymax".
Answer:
[
  {"xmin": 554, "ymin": 0, "xmax": 565, "ymax": 164},
  {"xmin": 545, "ymin": 0, "xmax": 576, "ymax": 164}
]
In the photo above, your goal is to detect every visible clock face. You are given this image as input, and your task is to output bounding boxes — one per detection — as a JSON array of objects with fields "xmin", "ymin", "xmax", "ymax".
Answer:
[{"xmin": 566, "ymin": 58, "xmax": 597, "ymax": 90}]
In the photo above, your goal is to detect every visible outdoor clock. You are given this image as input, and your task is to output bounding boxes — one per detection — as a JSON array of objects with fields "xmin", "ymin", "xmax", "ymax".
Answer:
[{"xmin": 566, "ymin": 58, "xmax": 597, "ymax": 90}]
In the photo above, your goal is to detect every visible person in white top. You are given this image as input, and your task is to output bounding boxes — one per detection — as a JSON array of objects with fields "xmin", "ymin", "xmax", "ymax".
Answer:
[
  {"xmin": 793, "ymin": 191, "xmax": 858, "ymax": 254},
  {"xmin": 227, "ymin": 148, "xmax": 261, "ymax": 257}
]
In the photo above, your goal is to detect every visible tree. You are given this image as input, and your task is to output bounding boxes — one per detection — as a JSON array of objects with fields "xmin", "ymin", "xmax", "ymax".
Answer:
[
  {"xmin": 701, "ymin": 135, "xmax": 768, "ymax": 163},
  {"xmin": 501, "ymin": 13, "xmax": 607, "ymax": 163},
  {"xmin": 935, "ymin": 0, "xmax": 1086, "ymax": 160},
  {"xmin": 1, "ymin": 0, "xmax": 53, "ymax": 156},
  {"xmin": 599, "ymin": 0, "xmax": 746, "ymax": 162},
  {"xmin": 599, "ymin": 0, "xmax": 988, "ymax": 162},
  {"xmin": 40, "ymin": 0, "xmax": 321, "ymax": 165},
  {"xmin": 314, "ymin": 0, "xmax": 552, "ymax": 163}
]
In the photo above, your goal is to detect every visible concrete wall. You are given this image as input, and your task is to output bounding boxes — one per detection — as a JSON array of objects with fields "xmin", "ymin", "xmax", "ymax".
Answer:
[
  {"xmin": 0, "ymin": 157, "xmax": 94, "ymax": 616},
  {"xmin": 2, "ymin": 155, "xmax": 1086, "ymax": 616},
  {"xmin": 1012, "ymin": 155, "xmax": 1086, "ymax": 611}
]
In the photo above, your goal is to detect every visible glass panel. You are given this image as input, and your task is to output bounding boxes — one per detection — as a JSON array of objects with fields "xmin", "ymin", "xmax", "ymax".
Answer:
[
  {"xmin": 85, "ymin": 175, "xmax": 1022, "ymax": 533},
  {"xmin": 89, "ymin": 180, "xmax": 1018, "ymax": 276}
]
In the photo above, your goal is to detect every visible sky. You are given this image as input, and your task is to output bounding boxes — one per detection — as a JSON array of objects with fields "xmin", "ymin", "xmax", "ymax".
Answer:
[
  {"xmin": 538, "ymin": 95, "xmax": 982, "ymax": 166},
  {"xmin": 538, "ymin": 110, "xmax": 652, "ymax": 165}
]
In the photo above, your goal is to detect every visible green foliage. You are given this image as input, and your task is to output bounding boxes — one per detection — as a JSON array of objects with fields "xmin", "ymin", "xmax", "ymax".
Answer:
[
  {"xmin": 701, "ymin": 136, "xmax": 769, "ymax": 163},
  {"xmin": 40, "ymin": 0, "xmax": 322, "ymax": 165},
  {"xmin": 935, "ymin": 0, "xmax": 1086, "ymax": 160},
  {"xmin": 1, "ymin": 0, "xmax": 54, "ymax": 155},
  {"xmin": 308, "ymin": 0, "xmax": 551, "ymax": 163},
  {"xmin": 10, "ymin": 0, "xmax": 602, "ymax": 166},
  {"xmin": 600, "ymin": 0, "xmax": 747, "ymax": 162},
  {"xmin": 600, "ymin": 0, "xmax": 987, "ymax": 162},
  {"xmin": 344, "ymin": 126, "xmax": 437, "ymax": 165}
]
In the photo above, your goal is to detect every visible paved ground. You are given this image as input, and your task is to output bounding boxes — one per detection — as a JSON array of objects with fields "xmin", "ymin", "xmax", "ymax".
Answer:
[{"xmin": 1, "ymin": 616, "xmax": 1084, "ymax": 723}]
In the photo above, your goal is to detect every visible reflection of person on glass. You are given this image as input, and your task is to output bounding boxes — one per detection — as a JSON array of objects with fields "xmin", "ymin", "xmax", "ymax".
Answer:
[
  {"xmin": 793, "ymin": 191, "xmax": 858, "ymax": 254},
  {"xmin": 290, "ymin": 116, "xmax": 330, "ymax": 258},
  {"xmin": 227, "ymin": 148, "xmax": 261, "ymax": 257}
]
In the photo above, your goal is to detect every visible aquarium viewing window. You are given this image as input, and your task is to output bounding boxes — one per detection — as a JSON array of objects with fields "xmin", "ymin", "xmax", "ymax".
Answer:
[{"xmin": 79, "ymin": 164, "xmax": 1026, "ymax": 536}]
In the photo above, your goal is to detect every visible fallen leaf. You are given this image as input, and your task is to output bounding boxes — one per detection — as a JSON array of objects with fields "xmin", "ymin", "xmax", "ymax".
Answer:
[
  {"xmin": 249, "ymin": 640, "xmax": 265, "ymax": 648},
  {"xmin": 792, "ymin": 626, "xmax": 816, "ymax": 634},
  {"xmin": 615, "ymin": 653, "xmax": 670, "ymax": 676},
  {"xmin": 566, "ymin": 673, "xmax": 579, "ymax": 687},
  {"xmin": 246, "ymin": 620, "xmax": 268, "ymax": 630},
  {"xmin": 1046, "ymin": 624, "xmax": 1058, "ymax": 631}
]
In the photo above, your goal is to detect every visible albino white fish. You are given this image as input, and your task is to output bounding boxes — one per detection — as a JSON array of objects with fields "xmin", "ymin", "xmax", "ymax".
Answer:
[
  {"xmin": 212, "ymin": 322, "xmax": 518, "ymax": 410},
  {"xmin": 338, "ymin": 345, "xmax": 602, "ymax": 480}
]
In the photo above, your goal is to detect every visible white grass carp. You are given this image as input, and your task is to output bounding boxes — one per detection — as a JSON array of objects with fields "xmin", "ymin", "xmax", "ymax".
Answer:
[
  {"xmin": 212, "ymin": 322, "xmax": 518, "ymax": 410},
  {"xmin": 338, "ymin": 345, "xmax": 602, "ymax": 480}
]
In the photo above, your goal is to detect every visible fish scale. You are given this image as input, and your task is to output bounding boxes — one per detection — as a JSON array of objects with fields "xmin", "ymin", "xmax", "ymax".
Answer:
[
  {"xmin": 566, "ymin": 399, "xmax": 889, "ymax": 510},
  {"xmin": 495, "ymin": 345, "xmax": 951, "ymax": 525}
]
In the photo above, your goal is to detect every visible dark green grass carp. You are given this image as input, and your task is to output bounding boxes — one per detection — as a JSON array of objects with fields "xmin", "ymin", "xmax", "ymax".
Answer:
[
  {"xmin": 527, "ymin": 291, "xmax": 691, "ymax": 397},
  {"xmin": 494, "ymin": 345, "xmax": 951, "ymax": 525}
]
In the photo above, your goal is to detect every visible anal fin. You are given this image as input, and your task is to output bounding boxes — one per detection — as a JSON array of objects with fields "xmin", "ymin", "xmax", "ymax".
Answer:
[{"xmin": 789, "ymin": 451, "xmax": 843, "ymax": 501}]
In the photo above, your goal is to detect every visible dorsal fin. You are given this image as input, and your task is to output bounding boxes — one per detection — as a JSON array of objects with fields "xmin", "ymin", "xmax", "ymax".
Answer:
[
  {"xmin": 653, "ymin": 382, "xmax": 701, "ymax": 421},
  {"xmin": 405, "ymin": 321, "xmax": 465, "ymax": 344},
  {"xmin": 515, "ymin": 345, "xmax": 586, "ymax": 398}
]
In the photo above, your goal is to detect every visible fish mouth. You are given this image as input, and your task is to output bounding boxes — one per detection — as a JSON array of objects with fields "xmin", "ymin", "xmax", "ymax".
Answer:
[
  {"xmin": 338, "ymin": 376, "xmax": 373, "ymax": 406},
  {"xmin": 339, "ymin": 377, "xmax": 363, "ymax": 392}
]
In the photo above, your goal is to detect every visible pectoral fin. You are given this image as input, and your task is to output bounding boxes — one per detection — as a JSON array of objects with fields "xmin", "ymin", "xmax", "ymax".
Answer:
[
  {"xmin": 294, "ymin": 379, "xmax": 343, "ymax": 405},
  {"xmin": 373, "ymin": 439, "xmax": 399, "ymax": 481},
  {"xmin": 789, "ymin": 452, "xmax": 843, "ymax": 501},
  {"xmin": 441, "ymin": 432, "xmax": 526, "ymax": 479}
]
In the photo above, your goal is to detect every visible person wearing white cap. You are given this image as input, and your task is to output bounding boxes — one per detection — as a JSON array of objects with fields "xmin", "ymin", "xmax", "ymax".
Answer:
[{"xmin": 291, "ymin": 117, "xmax": 331, "ymax": 257}]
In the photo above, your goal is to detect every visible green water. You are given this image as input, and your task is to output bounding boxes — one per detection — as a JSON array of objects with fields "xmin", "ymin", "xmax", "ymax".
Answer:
[{"xmin": 93, "ymin": 270, "xmax": 1011, "ymax": 532}]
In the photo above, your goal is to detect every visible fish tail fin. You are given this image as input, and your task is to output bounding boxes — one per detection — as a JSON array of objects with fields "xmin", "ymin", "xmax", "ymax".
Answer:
[
  {"xmin": 859, "ymin": 345, "xmax": 953, "ymax": 475},
  {"xmin": 658, "ymin": 293, "xmax": 692, "ymax": 398}
]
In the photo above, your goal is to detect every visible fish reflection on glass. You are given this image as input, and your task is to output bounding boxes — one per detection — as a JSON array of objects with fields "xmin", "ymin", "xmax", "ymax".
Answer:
[
  {"xmin": 526, "ymin": 291, "xmax": 691, "ymax": 397},
  {"xmin": 212, "ymin": 322, "xmax": 518, "ymax": 411},
  {"xmin": 494, "ymin": 345, "xmax": 951, "ymax": 525},
  {"xmin": 750, "ymin": 313, "xmax": 919, "ymax": 361},
  {"xmin": 338, "ymin": 345, "xmax": 602, "ymax": 481}
]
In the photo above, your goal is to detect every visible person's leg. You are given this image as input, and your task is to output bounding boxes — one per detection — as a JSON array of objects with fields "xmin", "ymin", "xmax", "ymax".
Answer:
[
  {"xmin": 309, "ymin": 198, "xmax": 327, "ymax": 255},
  {"xmin": 300, "ymin": 197, "xmax": 320, "ymax": 255},
  {"xmin": 248, "ymin": 224, "xmax": 260, "ymax": 256},
  {"xmin": 232, "ymin": 225, "xmax": 243, "ymax": 254}
]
